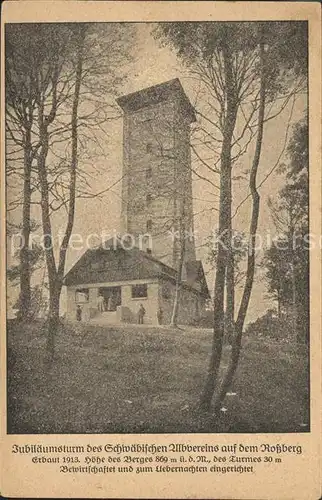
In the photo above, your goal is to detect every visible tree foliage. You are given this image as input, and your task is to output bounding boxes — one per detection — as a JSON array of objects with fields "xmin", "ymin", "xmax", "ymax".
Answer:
[
  {"xmin": 155, "ymin": 21, "xmax": 308, "ymax": 410},
  {"xmin": 6, "ymin": 23, "xmax": 133, "ymax": 356},
  {"xmin": 264, "ymin": 117, "xmax": 308, "ymax": 343}
]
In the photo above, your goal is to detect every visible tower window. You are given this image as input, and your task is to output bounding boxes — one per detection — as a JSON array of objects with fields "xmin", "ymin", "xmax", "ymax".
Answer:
[
  {"xmin": 146, "ymin": 194, "xmax": 152, "ymax": 206},
  {"xmin": 146, "ymin": 143, "xmax": 153, "ymax": 153},
  {"xmin": 146, "ymin": 166, "xmax": 152, "ymax": 179},
  {"xmin": 146, "ymin": 219, "xmax": 153, "ymax": 232}
]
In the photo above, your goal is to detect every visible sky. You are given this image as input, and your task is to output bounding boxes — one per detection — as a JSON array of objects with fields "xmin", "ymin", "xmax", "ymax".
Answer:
[{"xmin": 6, "ymin": 23, "xmax": 307, "ymax": 322}]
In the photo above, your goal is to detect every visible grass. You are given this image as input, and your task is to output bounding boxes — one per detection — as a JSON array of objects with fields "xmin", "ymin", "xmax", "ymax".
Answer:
[{"xmin": 7, "ymin": 319, "xmax": 309, "ymax": 434}]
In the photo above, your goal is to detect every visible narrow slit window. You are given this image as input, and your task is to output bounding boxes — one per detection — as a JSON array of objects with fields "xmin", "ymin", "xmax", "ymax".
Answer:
[
  {"xmin": 146, "ymin": 219, "xmax": 153, "ymax": 232},
  {"xmin": 146, "ymin": 166, "xmax": 152, "ymax": 179}
]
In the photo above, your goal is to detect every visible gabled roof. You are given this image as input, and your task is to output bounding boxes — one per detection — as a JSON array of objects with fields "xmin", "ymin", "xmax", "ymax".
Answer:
[
  {"xmin": 116, "ymin": 78, "xmax": 196, "ymax": 123},
  {"xmin": 64, "ymin": 237, "xmax": 175, "ymax": 286},
  {"xmin": 63, "ymin": 237, "xmax": 210, "ymax": 298}
]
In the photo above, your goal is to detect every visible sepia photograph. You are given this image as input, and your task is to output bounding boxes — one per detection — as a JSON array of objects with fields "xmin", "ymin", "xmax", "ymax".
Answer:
[{"xmin": 5, "ymin": 19, "xmax": 310, "ymax": 436}]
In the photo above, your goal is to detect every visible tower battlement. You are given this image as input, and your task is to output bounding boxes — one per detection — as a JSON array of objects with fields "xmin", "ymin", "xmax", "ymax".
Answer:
[{"xmin": 116, "ymin": 78, "xmax": 196, "ymax": 123}]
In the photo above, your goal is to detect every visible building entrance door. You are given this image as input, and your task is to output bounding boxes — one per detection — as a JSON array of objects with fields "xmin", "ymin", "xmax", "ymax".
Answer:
[{"xmin": 99, "ymin": 286, "xmax": 121, "ymax": 312}]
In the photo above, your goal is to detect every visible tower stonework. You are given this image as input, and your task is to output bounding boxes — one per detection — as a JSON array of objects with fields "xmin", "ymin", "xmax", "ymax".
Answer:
[{"xmin": 117, "ymin": 79, "xmax": 196, "ymax": 269}]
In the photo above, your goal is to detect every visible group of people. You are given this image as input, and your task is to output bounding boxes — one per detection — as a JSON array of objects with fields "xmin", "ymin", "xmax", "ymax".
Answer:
[
  {"xmin": 76, "ymin": 298, "xmax": 164, "ymax": 325},
  {"xmin": 97, "ymin": 296, "xmax": 163, "ymax": 325},
  {"xmin": 97, "ymin": 294, "xmax": 115, "ymax": 312}
]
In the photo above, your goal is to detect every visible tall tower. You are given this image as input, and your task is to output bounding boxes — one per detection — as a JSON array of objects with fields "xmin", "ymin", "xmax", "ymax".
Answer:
[{"xmin": 117, "ymin": 78, "xmax": 196, "ymax": 269}]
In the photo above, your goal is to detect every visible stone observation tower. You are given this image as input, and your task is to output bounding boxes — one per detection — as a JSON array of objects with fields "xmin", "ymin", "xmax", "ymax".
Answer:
[
  {"xmin": 64, "ymin": 79, "xmax": 209, "ymax": 325},
  {"xmin": 117, "ymin": 78, "xmax": 196, "ymax": 269}
]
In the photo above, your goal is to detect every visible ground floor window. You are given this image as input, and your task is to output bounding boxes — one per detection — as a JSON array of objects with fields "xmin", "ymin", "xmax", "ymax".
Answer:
[
  {"xmin": 132, "ymin": 284, "xmax": 148, "ymax": 299},
  {"xmin": 75, "ymin": 288, "xmax": 89, "ymax": 303}
]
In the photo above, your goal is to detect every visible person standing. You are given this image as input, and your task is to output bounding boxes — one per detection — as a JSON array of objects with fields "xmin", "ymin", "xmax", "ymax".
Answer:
[
  {"xmin": 137, "ymin": 304, "xmax": 146, "ymax": 324},
  {"xmin": 107, "ymin": 295, "xmax": 113, "ymax": 311},
  {"xmin": 76, "ymin": 305, "xmax": 82, "ymax": 322},
  {"xmin": 157, "ymin": 307, "xmax": 163, "ymax": 325},
  {"xmin": 97, "ymin": 294, "xmax": 105, "ymax": 313}
]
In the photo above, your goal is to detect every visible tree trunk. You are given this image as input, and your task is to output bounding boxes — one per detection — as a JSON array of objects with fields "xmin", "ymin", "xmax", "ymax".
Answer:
[
  {"xmin": 36, "ymin": 61, "xmax": 62, "ymax": 359},
  {"xmin": 296, "ymin": 259, "xmax": 309, "ymax": 344},
  {"xmin": 277, "ymin": 286, "xmax": 282, "ymax": 320},
  {"xmin": 213, "ymin": 36, "xmax": 266, "ymax": 411},
  {"xmin": 46, "ymin": 282, "xmax": 61, "ymax": 361},
  {"xmin": 17, "ymin": 130, "xmax": 32, "ymax": 320},
  {"xmin": 287, "ymin": 225, "xmax": 298, "ymax": 337},
  {"xmin": 57, "ymin": 25, "xmax": 85, "ymax": 280},
  {"xmin": 225, "ymin": 232, "xmax": 235, "ymax": 344},
  {"xmin": 37, "ymin": 129, "xmax": 60, "ymax": 361},
  {"xmin": 200, "ymin": 166, "xmax": 232, "ymax": 410},
  {"xmin": 37, "ymin": 26, "xmax": 85, "ymax": 361},
  {"xmin": 200, "ymin": 42, "xmax": 237, "ymax": 411},
  {"xmin": 291, "ymin": 262, "xmax": 297, "ymax": 336},
  {"xmin": 170, "ymin": 224, "xmax": 185, "ymax": 327}
]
